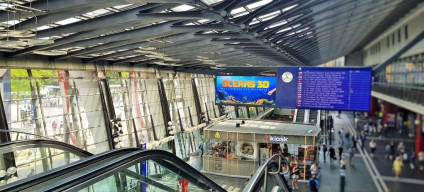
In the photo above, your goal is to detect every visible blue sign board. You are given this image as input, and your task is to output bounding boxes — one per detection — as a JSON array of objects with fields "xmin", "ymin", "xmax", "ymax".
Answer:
[{"xmin": 276, "ymin": 67, "xmax": 372, "ymax": 111}]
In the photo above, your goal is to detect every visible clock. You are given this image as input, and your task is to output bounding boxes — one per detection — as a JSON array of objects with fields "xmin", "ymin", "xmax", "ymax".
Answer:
[{"xmin": 282, "ymin": 72, "xmax": 293, "ymax": 83}]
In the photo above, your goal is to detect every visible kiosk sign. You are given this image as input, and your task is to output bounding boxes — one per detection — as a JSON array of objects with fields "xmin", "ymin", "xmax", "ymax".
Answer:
[{"xmin": 265, "ymin": 135, "xmax": 288, "ymax": 142}]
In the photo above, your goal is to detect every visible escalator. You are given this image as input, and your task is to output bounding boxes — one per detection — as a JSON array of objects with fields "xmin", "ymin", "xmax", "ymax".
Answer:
[
  {"xmin": 243, "ymin": 154, "xmax": 292, "ymax": 192},
  {"xmin": 0, "ymin": 140, "xmax": 290, "ymax": 192},
  {"xmin": 295, "ymin": 109, "xmax": 305, "ymax": 123},
  {"xmin": 0, "ymin": 140, "xmax": 225, "ymax": 192},
  {"xmin": 0, "ymin": 139, "xmax": 92, "ymax": 187}
]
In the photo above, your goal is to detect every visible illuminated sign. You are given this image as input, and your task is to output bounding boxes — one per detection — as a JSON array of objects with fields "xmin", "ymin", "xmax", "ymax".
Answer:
[
  {"xmin": 216, "ymin": 69, "xmax": 277, "ymax": 107},
  {"xmin": 265, "ymin": 135, "xmax": 289, "ymax": 142},
  {"xmin": 276, "ymin": 67, "xmax": 372, "ymax": 111}
]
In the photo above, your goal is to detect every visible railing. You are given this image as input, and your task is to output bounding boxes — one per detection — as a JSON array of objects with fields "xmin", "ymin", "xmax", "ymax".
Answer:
[
  {"xmin": 243, "ymin": 154, "xmax": 291, "ymax": 192},
  {"xmin": 372, "ymin": 83, "xmax": 424, "ymax": 105}
]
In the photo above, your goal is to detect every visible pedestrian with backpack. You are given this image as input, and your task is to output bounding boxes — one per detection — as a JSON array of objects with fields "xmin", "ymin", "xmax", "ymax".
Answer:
[{"xmin": 308, "ymin": 174, "xmax": 320, "ymax": 192}]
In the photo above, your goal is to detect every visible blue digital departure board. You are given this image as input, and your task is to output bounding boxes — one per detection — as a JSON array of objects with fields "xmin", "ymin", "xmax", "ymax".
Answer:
[{"xmin": 276, "ymin": 67, "xmax": 372, "ymax": 111}]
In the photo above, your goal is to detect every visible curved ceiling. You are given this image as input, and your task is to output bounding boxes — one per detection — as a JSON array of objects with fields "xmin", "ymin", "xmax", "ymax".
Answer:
[{"xmin": 0, "ymin": 0, "xmax": 421, "ymax": 69}]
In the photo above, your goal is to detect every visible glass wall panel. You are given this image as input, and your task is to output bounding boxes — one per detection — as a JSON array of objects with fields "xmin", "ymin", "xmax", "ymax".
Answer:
[
  {"xmin": 195, "ymin": 77, "xmax": 220, "ymax": 120},
  {"xmin": 0, "ymin": 69, "xmax": 110, "ymax": 154}
]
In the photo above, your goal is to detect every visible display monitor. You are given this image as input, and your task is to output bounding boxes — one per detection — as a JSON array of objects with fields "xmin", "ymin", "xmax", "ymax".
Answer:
[
  {"xmin": 276, "ymin": 67, "xmax": 372, "ymax": 111},
  {"xmin": 216, "ymin": 69, "xmax": 277, "ymax": 107}
]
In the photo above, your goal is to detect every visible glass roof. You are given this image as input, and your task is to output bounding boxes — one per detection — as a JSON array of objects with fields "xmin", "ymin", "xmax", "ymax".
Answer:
[{"xmin": 0, "ymin": 0, "xmax": 410, "ymax": 67}]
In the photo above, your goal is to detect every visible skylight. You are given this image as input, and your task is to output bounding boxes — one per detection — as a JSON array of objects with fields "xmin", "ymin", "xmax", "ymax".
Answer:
[
  {"xmin": 283, "ymin": 4, "xmax": 298, "ymax": 12},
  {"xmin": 36, "ymin": 25, "xmax": 52, "ymax": 31},
  {"xmin": 2, "ymin": 20, "xmax": 22, "ymax": 26},
  {"xmin": 250, "ymin": 18, "xmax": 260, "ymax": 25},
  {"xmin": 201, "ymin": 0, "xmax": 225, "ymax": 6},
  {"xmin": 259, "ymin": 11, "xmax": 280, "ymax": 19},
  {"xmin": 171, "ymin": 5, "xmax": 195, "ymax": 12},
  {"xmin": 230, "ymin": 7, "xmax": 247, "ymax": 15},
  {"xmin": 113, "ymin": 4, "xmax": 133, "ymax": 10},
  {"xmin": 246, "ymin": 0, "xmax": 273, "ymax": 10},
  {"xmin": 55, "ymin": 17, "xmax": 81, "ymax": 25},
  {"xmin": 276, "ymin": 27, "xmax": 292, "ymax": 34},
  {"xmin": 84, "ymin": 9, "xmax": 110, "ymax": 18},
  {"xmin": 197, "ymin": 19, "xmax": 210, "ymax": 24},
  {"xmin": 266, "ymin": 20, "xmax": 287, "ymax": 30}
]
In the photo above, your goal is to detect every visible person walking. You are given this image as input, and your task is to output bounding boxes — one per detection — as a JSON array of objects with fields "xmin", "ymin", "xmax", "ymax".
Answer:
[
  {"xmin": 397, "ymin": 142, "xmax": 406, "ymax": 158},
  {"xmin": 292, "ymin": 162, "xmax": 300, "ymax": 190},
  {"xmin": 322, "ymin": 144, "xmax": 328, "ymax": 162},
  {"xmin": 354, "ymin": 114, "xmax": 360, "ymax": 129},
  {"xmin": 199, "ymin": 142, "xmax": 204, "ymax": 157},
  {"xmin": 388, "ymin": 140, "xmax": 395, "ymax": 161},
  {"xmin": 410, "ymin": 150, "xmax": 416, "ymax": 170},
  {"xmin": 338, "ymin": 128, "xmax": 344, "ymax": 144},
  {"xmin": 352, "ymin": 133, "xmax": 358, "ymax": 149},
  {"xmin": 359, "ymin": 130, "xmax": 366, "ymax": 150},
  {"xmin": 52, "ymin": 120, "xmax": 57, "ymax": 135},
  {"xmin": 340, "ymin": 157, "xmax": 347, "ymax": 192},
  {"xmin": 308, "ymin": 174, "xmax": 320, "ymax": 192},
  {"xmin": 310, "ymin": 163, "xmax": 318, "ymax": 176},
  {"xmin": 348, "ymin": 147, "xmax": 355, "ymax": 165},
  {"xmin": 369, "ymin": 139, "xmax": 377, "ymax": 158},
  {"xmin": 345, "ymin": 131, "xmax": 350, "ymax": 145},
  {"xmin": 393, "ymin": 156, "xmax": 404, "ymax": 178},
  {"xmin": 338, "ymin": 144, "xmax": 344, "ymax": 161},
  {"xmin": 328, "ymin": 145, "xmax": 336, "ymax": 165}
]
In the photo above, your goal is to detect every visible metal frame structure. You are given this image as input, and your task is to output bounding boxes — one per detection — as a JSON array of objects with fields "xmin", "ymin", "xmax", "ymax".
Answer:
[{"xmin": 0, "ymin": 0, "xmax": 420, "ymax": 69}]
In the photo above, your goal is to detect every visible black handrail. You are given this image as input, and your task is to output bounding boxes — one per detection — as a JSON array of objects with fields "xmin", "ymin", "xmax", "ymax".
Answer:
[
  {"xmin": 243, "ymin": 154, "xmax": 291, "ymax": 192},
  {"xmin": 38, "ymin": 149, "xmax": 226, "ymax": 192},
  {"xmin": 0, "ymin": 139, "xmax": 92, "ymax": 158},
  {"xmin": 1, "ymin": 145, "xmax": 138, "ymax": 192}
]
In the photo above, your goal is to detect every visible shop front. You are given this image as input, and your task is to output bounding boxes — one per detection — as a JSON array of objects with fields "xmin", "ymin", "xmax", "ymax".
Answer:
[{"xmin": 202, "ymin": 120, "xmax": 320, "ymax": 179}]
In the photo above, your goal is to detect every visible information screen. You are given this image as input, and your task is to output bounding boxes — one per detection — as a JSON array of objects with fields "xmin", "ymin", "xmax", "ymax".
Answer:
[
  {"xmin": 216, "ymin": 69, "xmax": 277, "ymax": 107},
  {"xmin": 276, "ymin": 67, "xmax": 372, "ymax": 111}
]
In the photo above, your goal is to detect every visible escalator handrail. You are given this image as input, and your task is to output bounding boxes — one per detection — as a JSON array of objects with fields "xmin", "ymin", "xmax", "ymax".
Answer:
[
  {"xmin": 1, "ymin": 147, "xmax": 139, "ymax": 192},
  {"xmin": 40, "ymin": 149, "xmax": 226, "ymax": 192},
  {"xmin": 0, "ymin": 139, "xmax": 92, "ymax": 157},
  {"xmin": 243, "ymin": 154, "xmax": 290, "ymax": 192}
]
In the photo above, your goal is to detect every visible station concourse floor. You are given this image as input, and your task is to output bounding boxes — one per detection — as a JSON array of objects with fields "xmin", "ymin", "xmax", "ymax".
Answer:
[{"xmin": 188, "ymin": 112, "xmax": 424, "ymax": 192}]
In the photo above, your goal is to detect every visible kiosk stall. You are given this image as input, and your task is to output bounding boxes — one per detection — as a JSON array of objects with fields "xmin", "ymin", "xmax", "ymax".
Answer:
[{"xmin": 202, "ymin": 119, "xmax": 320, "ymax": 179}]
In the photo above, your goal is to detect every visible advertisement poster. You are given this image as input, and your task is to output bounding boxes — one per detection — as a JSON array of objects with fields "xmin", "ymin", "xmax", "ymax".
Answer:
[
  {"xmin": 259, "ymin": 148, "xmax": 270, "ymax": 165},
  {"xmin": 214, "ymin": 159, "xmax": 223, "ymax": 173},
  {"xmin": 216, "ymin": 76, "xmax": 276, "ymax": 106},
  {"xmin": 236, "ymin": 142, "xmax": 257, "ymax": 159}
]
